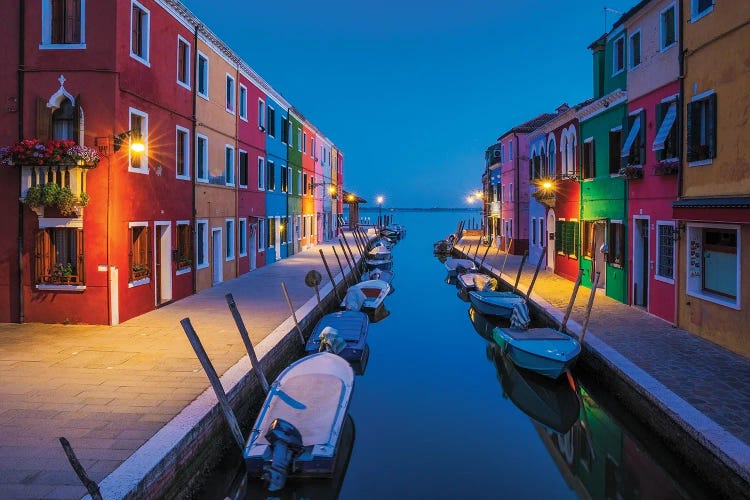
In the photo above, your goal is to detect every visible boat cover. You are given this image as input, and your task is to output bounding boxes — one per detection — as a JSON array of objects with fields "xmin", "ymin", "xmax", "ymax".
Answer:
[
  {"xmin": 502, "ymin": 327, "xmax": 570, "ymax": 341},
  {"xmin": 510, "ymin": 301, "xmax": 531, "ymax": 329},
  {"xmin": 318, "ymin": 326, "xmax": 346, "ymax": 354},
  {"xmin": 343, "ymin": 287, "xmax": 367, "ymax": 311}
]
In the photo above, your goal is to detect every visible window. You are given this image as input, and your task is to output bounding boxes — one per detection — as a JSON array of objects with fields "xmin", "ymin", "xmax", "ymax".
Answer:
[
  {"xmin": 609, "ymin": 128, "xmax": 622, "ymax": 174},
  {"xmin": 629, "ymin": 31, "xmax": 641, "ymax": 69},
  {"xmin": 239, "ymin": 85, "xmax": 247, "ymax": 120},
  {"xmin": 177, "ymin": 37, "xmax": 190, "ymax": 88},
  {"xmin": 225, "ymin": 145, "xmax": 235, "ymax": 186},
  {"xmin": 303, "ymin": 172, "xmax": 308, "ymax": 195},
  {"xmin": 656, "ymin": 222, "xmax": 675, "ymax": 282},
  {"xmin": 128, "ymin": 108, "xmax": 148, "ymax": 173},
  {"xmin": 196, "ymin": 220, "xmax": 208, "ymax": 268},
  {"xmin": 661, "ymin": 4, "xmax": 677, "ymax": 50},
  {"xmin": 281, "ymin": 164, "xmax": 288, "ymax": 193},
  {"xmin": 281, "ymin": 116, "xmax": 289, "ymax": 143},
  {"xmin": 197, "ymin": 52, "xmax": 209, "ymax": 98},
  {"xmin": 509, "ymin": 141, "xmax": 513, "ymax": 161},
  {"xmin": 257, "ymin": 218, "xmax": 265, "ymax": 251},
  {"xmin": 238, "ymin": 219, "xmax": 247, "ymax": 257},
  {"xmin": 48, "ymin": 0, "xmax": 83, "ymax": 45},
  {"xmin": 613, "ymin": 35, "xmax": 624, "ymax": 74},
  {"xmin": 654, "ymin": 99, "xmax": 679, "ymax": 160},
  {"xmin": 622, "ymin": 112, "xmax": 646, "ymax": 167},
  {"xmin": 687, "ymin": 92, "xmax": 717, "ymax": 163},
  {"xmin": 582, "ymin": 139, "xmax": 595, "ymax": 179},
  {"xmin": 555, "ymin": 220, "xmax": 579, "ymax": 258},
  {"xmin": 130, "ymin": 1, "xmax": 150, "ymax": 64},
  {"xmin": 297, "ymin": 128, "xmax": 302, "ymax": 152},
  {"xmin": 267, "ymin": 218, "xmax": 275, "ymax": 248},
  {"xmin": 176, "ymin": 222, "xmax": 192, "ymax": 272},
  {"xmin": 258, "ymin": 99, "xmax": 265, "ymax": 130},
  {"xmin": 608, "ymin": 221, "xmax": 625, "ymax": 267},
  {"xmin": 267, "ymin": 107, "xmax": 276, "ymax": 137},
  {"xmin": 226, "ymin": 75, "xmax": 235, "ymax": 113},
  {"xmin": 257, "ymin": 157, "xmax": 265, "ymax": 190},
  {"xmin": 687, "ymin": 224, "xmax": 739, "ymax": 308},
  {"xmin": 582, "ymin": 221, "xmax": 595, "ymax": 259},
  {"xmin": 509, "ymin": 183, "xmax": 513, "ymax": 202},
  {"xmin": 691, "ymin": 0, "xmax": 713, "ymax": 21},
  {"xmin": 547, "ymin": 139, "xmax": 556, "ymax": 177},
  {"xmin": 196, "ymin": 134, "xmax": 208, "ymax": 182},
  {"xmin": 296, "ymin": 215, "xmax": 302, "ymax": 241},
  {"xmin": 176, "ymin": 126, "xmax": 189, "ymax": 179},
  {"xmin": 303, "ymin": 132, "xmax": 308, "ymax": 154},
  {"xmin": 51, "ymin": 98, "xmax": 76, "ymax": 141},
  {"xmin": 532, "ymin": 219, "xmax": 537, "ymax": 246},
  {"xmin": 287, "ymin": 216, "xmax": 293, "ymax": 243},
  {"xmin": 280, "ymin": 217, "xmax": 287, "ymax": 244},
  {"xmin": 35, "ymin": 227, "xmax": 84, "ymax": 285},
  {"xmin": 226, "ymin": 219, "xmax": 235, "ymax": 260},
  {"xmin": 539, "ymin": 219, "xmax": 544, "ymax": 249},
  {"xmin": 129, "ymin": 223, "xmax": 151, "ymax": 283},
  {"xmin": 298, "ymin": 169, "xmax": 302, "ymax": 195},
  {"xmin": 267, "ymin": 160, "xmax": 275, "ymax": 191},
  {"xmin": 238, "ymin": 150, "xmax": 248, "ymax": 187}
]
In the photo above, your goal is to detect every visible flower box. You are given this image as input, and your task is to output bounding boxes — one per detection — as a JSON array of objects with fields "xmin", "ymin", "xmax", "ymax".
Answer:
[
  {"xmin": 618, "ymin": 165, "xmax": 643, "ymax": 180},
  {"xmin": 0, "ymin": 139, "xmax": 100, "ymax": 168},
  {"xmin": 654, "ymin": 159, "xmax": 680, "ymax": 176}
]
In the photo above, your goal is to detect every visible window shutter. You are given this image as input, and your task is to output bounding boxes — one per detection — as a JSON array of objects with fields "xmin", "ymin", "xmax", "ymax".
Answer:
[
  {"xmin": 73, "ymin": 95, "xmax": 82, "ymax": 144},
  {"xmin": 76, "ymin": 228, "xmax": 84, "ymax": 283},
  {"xmin": 67, "ymin": 0, "xmax": 81, "ymax": 44},
  {"xmin": 707, "ymin": 93, "xmax": 717, "ymax": 158},
  {"xmin": 639, "ymin": 110, "xmax": 646, "ymax": 165},
  {"xmin": 620, "ymin": 115, "xmax": 629, "ymax": 170},
  {"xmin": 146, "ymin": 227, "xmax": 153, "ymax": 277},
  {"xmin": 555, "ymin": 220, "xmax": 563, "ymax": 253},
  {"xmin": 128, "ymin": 227, "xmax": 134, "ymax": 281},
  {"xmin": 573, "ymin": 222, "xmax": 580, "ymax": 257},
  {"xmin": 35, "ymin": 230, "xmax": 50, "ymax": 283},
  {"xmin": 686, "ymin": 101, "xmax": 696, "ymax": 161},
  {"xmin": 607, "ymin": 223, "xmax": 614, "ymax": 263},
  {"xmin": 37, "ymin": 98, "xmax": 51, "ymax": 141}
]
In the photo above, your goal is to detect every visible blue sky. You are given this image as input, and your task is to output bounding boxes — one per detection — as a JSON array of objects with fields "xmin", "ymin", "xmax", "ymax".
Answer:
[{"xmin": 181, "ymin": 0, "xmax": 636, "ymax": 208}]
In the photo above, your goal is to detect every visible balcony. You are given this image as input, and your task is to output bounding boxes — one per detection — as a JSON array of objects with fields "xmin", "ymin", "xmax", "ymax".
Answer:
[
  {"xmin": 532, "ymin": 189, "xmax": 556, "ymax": 208},
  {"xmin": 490, "ymin": 201, "xmax": 501, "ymax": 216},
  {"xmin": 21, "ymin": 164, "xmax": 89, "ymax": 217}
]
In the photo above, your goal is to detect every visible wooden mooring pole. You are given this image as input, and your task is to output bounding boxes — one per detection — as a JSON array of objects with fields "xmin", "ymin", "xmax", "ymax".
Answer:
[
  {"xmin": 478, "ymin": 243, "xmax": 492, "ymax": 270},
  {"xmin": 500, "ymin": 238, "xmax": 513, "ymax": 277},
  {"xmin": 332, "ymin": 246, "xmax": 349, "ymax": 286},
  {"xmin": 340, "ymin": 239, "xmax": 359, "ymax": 281},
  {"xmin": 319, "ymin": 249, "xmax": 342, "ymax": 302},
  {"xmin": 180, "ymin": 318, "xmax": 245, "ymax": 452},
  {"xmin": 59, "ymin": 437, "xmax": 102, "ymax": 500},
  {"xmin": 224, "ymin": 294, "xmax": 270, "ymax": 394},
  {"xmin": 342, "ymin": 236, "xmax": 360, "ymax": 279},
  {"xmin": 561, "ymin": 269, "xmax": 584, "ymax": 333},
  {"xmin": 280, "ymin": 282, "xmax": 306, "ymax": 344},
  {"xmin": 525, "ymin": 245, "xmax": 547, "ymax": 299},
  {"xmin": 512, "ymin": 251, "xmax": 528, "ymax": 294},
  {"xmin": 579, "ymin": 271, "xmax": 601, "ymax": 344}
]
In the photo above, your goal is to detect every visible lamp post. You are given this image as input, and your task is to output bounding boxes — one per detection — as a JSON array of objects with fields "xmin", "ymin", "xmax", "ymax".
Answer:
[{"xmin": 376, "ymin": 195, "xmax": 384, "ymax": 229}]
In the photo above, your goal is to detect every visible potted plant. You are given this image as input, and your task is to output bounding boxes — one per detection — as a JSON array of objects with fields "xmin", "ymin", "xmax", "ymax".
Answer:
[
  {"xmin": 132, "ymin": 264, "xmax": 150, "ymax": 280},
  {"xmin": 618, "ymin": 164, "xmax": 643, "ymax": 180},
  {"xmin": 50, "ymin": 262, "xmax": 74, "ymax": 284},
  {"xmin": 0, "ymin": 139, "xmax": 100, "ymax": 168},
  {"xmin": 654, "ymin": 158, "xmax": 680, "ymax": 175},
  {"xmin": 23, "ymin": 183, "xmax": 89, "ymax": 216}
]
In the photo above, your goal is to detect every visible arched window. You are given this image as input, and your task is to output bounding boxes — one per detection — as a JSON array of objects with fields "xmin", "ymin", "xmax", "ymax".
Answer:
[
  {"xmin": 547, "ymin": 139, "xmax": 556, "ymax": 177},
  {"xmin": 52, "ymin": 98, "xmax": 75, "ymax": 141}
]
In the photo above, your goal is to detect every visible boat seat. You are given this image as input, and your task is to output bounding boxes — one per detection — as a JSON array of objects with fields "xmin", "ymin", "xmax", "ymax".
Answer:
[
  {"xmin": 361, "ymin": 288, "xmax": 381, "ymax": 298},
  {"xmin": 257, "ymin": 374, "xmax": 344, "ymax": 446}
]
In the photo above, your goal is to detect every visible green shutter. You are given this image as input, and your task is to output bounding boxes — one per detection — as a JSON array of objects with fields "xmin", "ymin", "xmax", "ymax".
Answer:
[{"xmin": 573, "ymin": 222, "xmax": 580, "ymax": 258}]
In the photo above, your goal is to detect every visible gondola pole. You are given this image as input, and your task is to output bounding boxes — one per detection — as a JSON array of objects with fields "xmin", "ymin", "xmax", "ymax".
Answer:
[
  {"xmin": 180, "ymin": 318, "xmax": 245, "ymax": 451},
  {"xmin": 224, "ymin": 294, "xmax": 271, "ymax": 393},
  {"xmin": 525, "ymin": 245, "xmax": 547, "ymax": 299},
  {"xmin": 319, "ymin": 249, "xmax": 342, "ymax": 302},
  {"xmin": 512, "ymin": 251, "xmax": 528, "ymax": 294},
  {"xmin": 579, "ymin": 271, "xmax": 601, "ymax": 344},
  {"xmin": 561, "ymin": 269, "xmax": 584, "ymax": 333},
  {"xmin": 280, "ymin": 282, "xmax": 306, "ymax": 344}
]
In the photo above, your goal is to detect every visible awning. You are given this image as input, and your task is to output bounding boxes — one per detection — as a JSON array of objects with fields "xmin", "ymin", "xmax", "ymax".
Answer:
[
  {"xmin": 620, "ymin": 116, "xmax": 640, "ymax": 157},
  {"xmin": 672, "ymin": 197, "xmax": 750, "ymax": 223},
  {"xmin": 652, "ymin": 103, "xmax": 677, "ymax": 151}
]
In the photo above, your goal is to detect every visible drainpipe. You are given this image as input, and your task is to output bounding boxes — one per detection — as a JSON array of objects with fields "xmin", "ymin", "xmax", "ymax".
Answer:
[
  {"xmin": 17, "ymin": 0, "xmax": 25, "ymax": 323},
  {"xmin": 674, "ymin": 0, "xmax": 685, "ymax": 327},
  {"xmin": 234, "ymin": 62, "xmax": 240, "ymax": 276},
  {"xmin": 286, "ymin": 108, "xmax": 291, "ymax": 257},
  {"xmin": 191, "ymin": 24, "xmax": 199, "ymax": 294},
  {"xmin": 515, "ymin": 134, "xmax": 520, "ymax": 254}
]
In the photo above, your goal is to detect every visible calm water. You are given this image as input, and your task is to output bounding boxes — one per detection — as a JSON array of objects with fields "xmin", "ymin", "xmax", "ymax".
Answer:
[{"xmin": 202, "ymin": 210, "xmax": 707, "ymax": 499}]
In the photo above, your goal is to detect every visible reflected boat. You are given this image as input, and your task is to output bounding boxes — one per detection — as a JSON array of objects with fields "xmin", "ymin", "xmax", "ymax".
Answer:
[
  {"xmin": 487, "ymin": 343, "xmax": 580, "ymax": 434},
  {"xmin": 467, "ymin": 306, "xmax": 508, "ymax": 341}
]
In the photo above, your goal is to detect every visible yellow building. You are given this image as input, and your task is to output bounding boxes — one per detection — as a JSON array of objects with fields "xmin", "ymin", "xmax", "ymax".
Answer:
[{"xmin": 673, "ymin": 1, "xmax": 750, "ymax": 357}]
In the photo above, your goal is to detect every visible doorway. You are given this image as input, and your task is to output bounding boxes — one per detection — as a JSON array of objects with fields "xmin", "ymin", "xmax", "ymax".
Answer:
[
  {"xmin": 593, "ymin": 221, "xmax": 607, "ymax": 288},
  {"xmin": 212, "ymin": 228, "xmax": 222, "ymax": 285},
  {"xmin": 546, "ymin": 210, "xmax": 556, "ymax": 272},
  {"xmin": 633, "ymin": 217, "xmax": 649, "ymax": 307},
  {"xmin": 249, "ymin": 224, "xmax": 257, "ymax": 270},
  {"xmin": 275, "ymin": 216, "xmax": 281, "ymax": 261},
  {"xmin": 154, "ymin": 222, "xmax": 172, "ymax": 305}
]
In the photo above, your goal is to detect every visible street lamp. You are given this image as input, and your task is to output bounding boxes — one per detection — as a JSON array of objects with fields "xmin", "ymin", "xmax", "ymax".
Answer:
[{"xmin": 376, "ymin": 195, "xmax": 384, "ymax": 229}]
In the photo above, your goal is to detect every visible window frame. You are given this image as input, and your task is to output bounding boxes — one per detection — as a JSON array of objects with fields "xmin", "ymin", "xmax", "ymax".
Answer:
[
  {"xmin": 176, "ymin": 221, "xmax": 192, "ymax": 275},
  {"xmin": 239, "ymin": 218, "xmax": 247, "ymax": 257},
  {"xmin": 195, "ymin": 219, "xmax": 209, "ymax": 269},
  {"xmin": 128, "ymin": 107, "xmax": 148, "ymax": 174},
  {"xmin": 654, "ymin": 96, "xmax": 680, "ymax": 161},
  {"xmin": 128, "ymin": 221, "xmax": 151, "ymax": 287},
  {"xmin": 224, "ymin": 144, "xmax": 235, "ymax": 187},
  {"xmin": 175, "ymin": 125, "xmax": 190, "ymax": 180},
  {"xmin": 238, "ymin": 149, "xmax": 248, "ymax": 188},
  {"xmin": 197, "ymin": 51, "xmax": 209, "ymax": 99},
  {"xmin": 239, "ymin": 84, "xmax": 248, "ymax": 121},
  {"xmin": 267, "ymin": 106, "xmax": 276, "ymax": 138},
  {"xmin": 225, "ymin": 74, "xmax": 236, "ymax": 114},
  {"xmin": 257, "ymin": 157, "xmax": 265, "ymax": 191},
  {"xmin": 267, "ymin": 160, "xmax": 275, "ymax": 191},
  {"xmin": 655, "ymin": 221, "xmax": 675, "ymax": 284},
  {"xmin": 257, "ymin": 217, "xmax": 265, "ymax": 252},
  {"xmin": 258, "ymin": 99, "xmax": 266, "ymax": 130},
  {"xmin": 129, "ymin": 0, "xmax": 150, "ymax": 66},
  {"xmin": 612, "ymin": 34, "xmax": 625, "ymax": 76},
  {"xmin": 176, "ymin": 35, "xmax": 191, "ymax": 90},
  {"xmin": 609, "ymin": 126, "xmax": 622, "ymax": 174},
  {"xmin": 34, "ymin": 224, "xmax": 85, "ymax": 289},
  {"xmin": 691, "ymin": 0, "xmax": 714, "ymax": 23},
  {"xmin": 687, "ymin": 90, "xmax": 717, "ymax": 166},
  {"xmin": 225, "ymin": 218, "xmax": 235, "ymax": 261},
  {"xmin": 196, "ymin": 133, "xmax": 208, "ymax": 182},
  {"xmin": 660, "ymin": 3, "xmax": 677, "ymax": 52},
  {"xmin": 41, "ymin": 0, "xmax": 86, "ymax": 49},
  {"xmin": 608, "ymin": 220, "xmax": 625, "ymax": 268},
  {"xmin": 686, "ymin": 222, "xmax": 740, "ymax": 310},
  {"xmin": 628, "ymin": 30, "xmax": 642, "ymax": 70}
]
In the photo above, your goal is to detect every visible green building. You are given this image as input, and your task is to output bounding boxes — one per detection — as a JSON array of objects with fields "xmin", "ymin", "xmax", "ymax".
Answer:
[{"xmin": 577, "ymin": 32, "xmax": 628, "ymax": 303}]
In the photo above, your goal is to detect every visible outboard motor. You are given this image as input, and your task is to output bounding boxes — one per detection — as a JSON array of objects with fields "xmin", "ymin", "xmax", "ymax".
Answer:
[
  {"xmin": 343, "ymin": 287, "xmax": 367, "ymax": 311},
  {"xmin": 262, "ymin": 418, "xmax": 303, "ymax": 492},
  {"xmin": 319, "ymin": 326, "xmax": 346, "ymax": 354}
]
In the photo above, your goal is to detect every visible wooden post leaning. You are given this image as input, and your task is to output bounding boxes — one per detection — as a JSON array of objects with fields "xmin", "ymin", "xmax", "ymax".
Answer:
[
  {"xmin": 525, "ymin": 245, "xmax": 548, "ymax": 299},
  {"xmin": 280, "ymin": 282, "xmax": 306, "ymax": 344},
  {"xmin": 340, "ymin": 239, "xmax": 359, "ymax": 281},
  {"xmin": 224, "ymin": 293, "xmax": 271, "ymax": 394},
  {"xmin": 342, "ymin": 236, "xmax": 361, "ymax": 279},
  {"xmin": 180, "ymin": 317, "xmax": 245, "ymax": 452},
  {"xmin": 500, "ymin": 238, "xmax": 514, "ymax": 277},
  {"xmin": 59, "ymin": 437, "xmax": 102, "ymax": 500},
  {"xmin": 319, "ymin": 249, "xmax": 342, "ymax": 302},
  {"xmin": 579, "ymin": 271, "xmax": 601, "ymax": 344},
  {"xmin": 561, "ymin": 269, "xmax": 584, "ymax": 333},
  {"xmin": 478, "ymin": 243, "xmax": 492, "ymax": 270},
  {"xmin": 512, "ymin": 251, "xmax": 528, "ymax": 294},
  {"xmin": 331, "ymin": 246, "xmax": 349, "ymax": 286}
]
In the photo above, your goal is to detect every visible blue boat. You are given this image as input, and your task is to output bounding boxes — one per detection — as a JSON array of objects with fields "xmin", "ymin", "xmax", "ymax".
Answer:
[
  {"xmin": 492, "ymin": 326, "xmax": 581, "ymax": 380},
  {"xmin": 244, "ymin": 353, "xmax": 355, "ymax": 490},
  {"xmin": 304, "ymin": 311, "xmax": 369, "ymax": 364},
  {"xmin": 468, "ymin": 290, "xmax": 526, "ymax": 318},
  {"xmin": 444, "ymin": 258, "xmax": 476, "ymax": 278}
]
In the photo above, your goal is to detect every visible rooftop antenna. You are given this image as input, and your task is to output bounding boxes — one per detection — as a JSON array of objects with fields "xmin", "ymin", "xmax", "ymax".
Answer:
[{"xmin": 604, "ymin": 6, "xmax": 623, "ymax": 33}]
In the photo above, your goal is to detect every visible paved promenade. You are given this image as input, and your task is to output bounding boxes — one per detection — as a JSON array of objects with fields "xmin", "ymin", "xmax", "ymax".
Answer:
[
  {"xmin": 455, "ymin": 236, "xmax": 750, "ymax": 491},
  {"xmin": 0, "ymin": 235, "xmax": 361, "ymax": 499}
]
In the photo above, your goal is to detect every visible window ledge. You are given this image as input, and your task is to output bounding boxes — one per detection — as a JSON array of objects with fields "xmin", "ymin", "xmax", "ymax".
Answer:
[
  {"xmin": 690, "ymin": 7, "xmax": 713, "ymax": 23},
  {"xmin": 130, "ymin": 53, "xmax": 151, "ymax": 67},
  {"xmin": 197, "ymin": 177, "xmax": 209, "ymax": 183},
  {"xmin": 36, "ymin": 284, "xmax": 86, "ymax": 292},
  {"xmin": 196, "ymin": 263, "xmax": 209, "ymax": 270},
  {"xmin": 39, "ymin": 43, "xmax": 87, "ymax": 50},
  {"xmin": 177, "ymin": 80, "xmax": 191, "ymax": 91},
  {"xmin": 660, "ymin": 42, "xmax": 677, "ymax": 53},
  {"xmin": 239, "ymin": 252, "xmax": 248, "ymax": 258},
  {"xmin": 128, "ymin": 166, "xmax": 149, "ymax": 175},
  {"xmin": 226, "ymin": 256, "xmax": 235, "ymax": 262},
  {"xmin": 687, "ymin": 289, "xmax": 739, "ymax": 310},
  {"xmin": 198, "ymin": 93, "xmax": 209, "ymax": 101},
  {"xmin": 654, "ymin": 275, "xmax": 675, "ymax": 285},
  {"xmin": 176, "ymin": 174, "xmax": 191, "ymax": 181},
  {"xmin": 688, "ymin": 159, "xmax": 713, "ymax": 167},
  {"xmin": 128, "ymin": 277, "xmax": 151, "ymax": 288},
  {"xmin": 176, "ymin": 268, "xmax": 191, "ymax": 276}
]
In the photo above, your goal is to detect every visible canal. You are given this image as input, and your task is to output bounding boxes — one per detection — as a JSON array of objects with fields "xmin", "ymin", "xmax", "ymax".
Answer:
[{"xmin": 200, "ymin": 210, "xmax": 710, "ymax": 499}]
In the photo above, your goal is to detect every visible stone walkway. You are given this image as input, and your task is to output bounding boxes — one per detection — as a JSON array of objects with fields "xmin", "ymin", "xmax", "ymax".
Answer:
[
  {"xmin": 455, "ymin": 236, "xmax": 750, "ymax": 486},
  {"xmin": 0, "ymin": 234, "xmax": 363, "ymax": 499}
]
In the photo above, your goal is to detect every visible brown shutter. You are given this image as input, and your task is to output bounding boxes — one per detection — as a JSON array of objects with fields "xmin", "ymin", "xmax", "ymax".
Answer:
[
  {"xmin": 128, "ymin": 227, "xmax": 134, "ymax": 281},
  {"xmin": 707, "ymin": 93, "xmax": 717, "ymax": 159},
  {"xmin": 686, "ymin": 101, "xmax": 696, "ymax": 161},
  {"xmin": 66, "ymin": 0, "xmax": 81, "ymax": 43},
  {"xmin": 37, "ymin": 98, "xmax": 51, "ymax": 141},
  {"xmin": 76, "ymin": 228, "xmax": 84, "ymax": 284},
  {"xmin": 73, "ymin": 95, "xmax": 82, "ymax": 144},
  {"xmin": 35, "ymin": 230, "xmax": 50, "ymax": 283},
  {"xmin": 146, "ymin": 226, "xmax": 152, "ymax": 277},
  {"xmin": 51, "ymin": 0, "xmax": 62, "ymax": 43}
]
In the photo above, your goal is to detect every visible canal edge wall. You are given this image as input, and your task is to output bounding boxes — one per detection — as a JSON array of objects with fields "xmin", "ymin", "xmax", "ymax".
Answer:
[
  {"xmin": 453, "ymin": 247, "xmax": 750, "ymax": 498},
  {"xmin": 88, "ymin": 254, "xmax": 361, "ymax": 499}
]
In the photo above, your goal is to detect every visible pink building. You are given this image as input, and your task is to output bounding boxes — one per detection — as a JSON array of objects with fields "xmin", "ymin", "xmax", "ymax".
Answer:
[{"xmin": 620, "ymin": 0, "xmax": 680, "ymax": 323}]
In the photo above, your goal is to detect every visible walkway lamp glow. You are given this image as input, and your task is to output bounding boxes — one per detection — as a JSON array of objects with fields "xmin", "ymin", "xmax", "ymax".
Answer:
[{"xmin": 376, "ymin": 196, "xmax": 384, "ymax": 228}]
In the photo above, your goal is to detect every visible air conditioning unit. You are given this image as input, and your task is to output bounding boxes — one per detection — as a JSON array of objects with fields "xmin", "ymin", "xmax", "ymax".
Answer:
[{"xmin": 493, "ymin": 150, "xmax": 502, "ymax": 158}]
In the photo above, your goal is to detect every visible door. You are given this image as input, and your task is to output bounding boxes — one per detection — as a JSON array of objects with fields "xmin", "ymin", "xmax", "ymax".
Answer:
[
  {"xmin": 546, "ymin": 210, "xmax": 556, "ymax": 272},
  {"xmin": 275, "ymin": 216, "xmax": 281, "ymax": 261},
  {"xmin": 110, "ymin": 266, "xmax": 119, "ymax": 326},
  {"xmin": 593, "ymin": 222, "xmax": 607, "ymax": 288},
  {"xmin": 212, "ymin": 228, "xmax": 222, "ymax": 285},
  {"xmin": 633, "ymin": 217, "xmax": 649, "ymax": 307},
  {"xmin": 249, "ymin": 224, "xmax": 257, "ymax": 270},
  {"xmin": 155, "ymin": 223, "xmax": 172, "ymax": 305}
]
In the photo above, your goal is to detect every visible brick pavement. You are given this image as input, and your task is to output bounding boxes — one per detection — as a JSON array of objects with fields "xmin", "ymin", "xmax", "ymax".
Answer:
[
  {"xmin": 455, "ymin": 236, "xmax": 750, "ymax": 486},
  {"xmin": 0, "ymin": 234, "xmax": 363, "ymax": 499}
]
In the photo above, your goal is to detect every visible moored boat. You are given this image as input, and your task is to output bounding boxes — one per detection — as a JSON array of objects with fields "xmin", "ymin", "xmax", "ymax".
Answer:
[
  {"xmin": 305, "ymin": 311, "xmax": 369, "ymax": 364},
  {"xmin": 361, "ymin": 268, "xmax": 395, "ymax": 287},
  {"xmin": 341, "ymin": 279, "xmax": 390, "ymax": 311},
  {"xmin": 492, "ymin": 326, "xmax": 581, "ymax": 380},
  {"xmin": 444, "ymin": 258, "xmax": 477, "ymax": 278},
  {"xmin": 457, "ymin": 272, "xmax": 496, "ymax": 292},
  {"xmin": 468, "ymin": 290, "xmax": 526, "ymax": 318},
  {"xmin": 244, "ymin": 352, "xmax": 355, "ymax": 490}
]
